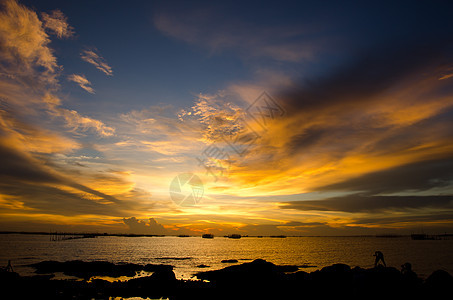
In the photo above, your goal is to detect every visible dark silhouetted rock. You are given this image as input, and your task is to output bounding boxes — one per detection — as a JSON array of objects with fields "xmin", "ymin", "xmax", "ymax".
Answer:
[
  {"xmin": 425, "ymin": 269, "xmax": 453, "ymax": 296},
  {"xmin": 143, "ymin": 263, "xmax": 174, "ymax": 273},
  {"xmin": 425, "ymin": 269, "xmax": 453, "ymax": 287},
  {"xmin": 221, "ymin": 259, "xmax": 238, "ymax": 263},
  {"xmin": 14, "ymin": 259, "xmax": 453, "ymax": 300},
  {"xmin": 196, "ymin": 259, "xmax": 298, "ymax": 284},
  {"xmin": 320, "ymin": 263, "xmax": 351, "ymax": 273},
  {"xmin": 150, "ymin": 266, "xmax": 176, "ymax": 281}
]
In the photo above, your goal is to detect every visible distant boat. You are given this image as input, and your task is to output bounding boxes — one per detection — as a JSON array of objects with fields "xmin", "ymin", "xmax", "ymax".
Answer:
[
  {"xmin": 375, "ymin": 234, "xmax": 404, "ymax": 238},
  {"xmin": 202, "ymin": 233, "xmax": 214, "ymax": 239},
  {"xmin": 178, "ymin": 235, "xmax": 190, "ymax": 237},
  {"xmin": 270, "ymin": 235, "xmax": 286, "ymax": 238},
  {"xmin": 227, "ymin": 234, "xmax": 241, "ymax": 239},
  {"xmin": 411, "ymin": 234, "xmax": 438, "ymax": 240}
]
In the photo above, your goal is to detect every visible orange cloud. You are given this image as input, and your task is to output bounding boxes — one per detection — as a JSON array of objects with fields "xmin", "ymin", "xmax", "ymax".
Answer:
[
  {"xmin": 68, "ymin": 74, "xmax": 95, "ymax": 94},
  {"xmin": 0, "ymin": 0, "xmax": 58, "ymax": 84},
  {"xmin": 80, "ymin": 48, "xmax": 113, "ymax": 76},
  {"xmin": 41, "ymin": 9, "xmax": 74, "ymax": 39}
]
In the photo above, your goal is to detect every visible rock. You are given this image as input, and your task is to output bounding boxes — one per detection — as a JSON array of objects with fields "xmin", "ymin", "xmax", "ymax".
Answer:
[
  {"xmin": 425, "ymin": 269, "xmax": 453, "ymax": 289},
  {"xmin": 0, "ymin": 270, "xmax": 20, "ymax": 281},
  {"xmin": 320, "ymin": 263, "xmax": 351, "ymax": 273},
  {"xmin": 221, "ymin": 259, "xmax": 238, "ymax": 263},
  {"xmin": 196, "ymin": 259, "xmax": 288, "ymax": 284},
  {"xmin": 143, "ymin": 264, "xmax": 173, "ymax": 273},
  {"xmin": 151, "ymin": 269, "xmax": 176, "ymax": 281},
  {"xmin": 311, "ymin": 263, "xmax": 353, "ymax": 292}
]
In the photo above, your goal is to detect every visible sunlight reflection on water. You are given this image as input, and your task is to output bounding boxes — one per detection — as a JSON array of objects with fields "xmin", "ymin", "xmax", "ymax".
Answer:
[{"xmin": 109, "ymin": 297, "xmax": 169, "ymax": 300}]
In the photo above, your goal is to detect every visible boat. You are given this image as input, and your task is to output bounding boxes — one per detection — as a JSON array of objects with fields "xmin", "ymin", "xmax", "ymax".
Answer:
[
  {"xmin": 227, "ymin": 234, "xmax": 241, "ymax": 239},
  {"xmin": 375, "ymin": 234, "xmax": 404, "ymax": 238},
  {"xmin": 270, "ymin": 235, "xmax": 286, "ymax": 238},
  {"xmin": 411, "ymin": 234, "xmax": 438, "ymax": 240},
  {"xmin": 177, "ymin": 235, "xmax": 190, "ymax": 237},
  {"xmin": 202, "ymin": 233, "xmax": 214, "ymax": 239}
]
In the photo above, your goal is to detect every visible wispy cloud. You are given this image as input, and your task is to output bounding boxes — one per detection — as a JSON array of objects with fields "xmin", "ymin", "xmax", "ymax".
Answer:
[
  {"xmin": 0, "ymin": 0, "xmax": 113, "ymax": 137},
  {"xmin": 201, "ymin": 42, "xmax": 453, "ymax": 197},
  {"xmin": 68, "ymin": 73, "xmax": 95, "ymax": 94},
  {"xmin": 41, "ymin": 9, "xmax": 74, "ymax": 39},
  {"xmin": 168, "ymin": 39, "xmax": 453, "ymax": 235},
  {"xmin": 44, "ymin": 94, "xmax": 115, "ymax": 137},
  {"xmin": 80, "ymin": 48, "xmax": 113, "ymax": 76},
  {"xmin": 1, "ymin": 0, "xmax": 453, "ymax": 235},
  {"xmin": 439, "ymin": 73, "xmax": 453, "ymax": 80},
  {"xmin": 0, "ymin": 0, "xmax": 59, "ymax": 82},
  {"xmin": 0, "ymin": 0, "xmax": 125, "ymax": 224},
  {"xmin": 0, "ymin": 107, "xmax": 124, "ymax": 217},
  {"xmin": 281, "ymin": 195, "xmax": 453, "ymax": 213},
  {"xmin": 154, "ymin": 8, "xmax": 320, "ymax": 63},
  {"xmin": 178, "ymin": 92, "xmax": 245, "ymax": 143}
]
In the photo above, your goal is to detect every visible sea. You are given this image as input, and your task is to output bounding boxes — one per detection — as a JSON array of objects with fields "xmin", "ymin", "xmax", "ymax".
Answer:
[{"xmin": 1, "ymin": 234, "xmax": 452, "ymax": 280}]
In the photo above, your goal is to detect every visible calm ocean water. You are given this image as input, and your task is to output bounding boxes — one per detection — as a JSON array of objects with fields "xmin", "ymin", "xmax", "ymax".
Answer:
[{"xmin": 0, "ymin": 234, "xmax": 452, "ymax": 279}]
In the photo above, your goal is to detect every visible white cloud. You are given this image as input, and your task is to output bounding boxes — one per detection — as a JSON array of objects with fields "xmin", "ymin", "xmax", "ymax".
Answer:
[{"xmin": 81, "ymin": 48, "xmax": 113, "ymax": 76}]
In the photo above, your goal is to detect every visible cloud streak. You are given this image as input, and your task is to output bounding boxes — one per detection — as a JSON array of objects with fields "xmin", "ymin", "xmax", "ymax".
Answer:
[
  {"xmin": 281, "ymin": 195, "xmax": 453, "ymax": 213},
  {"xmin": 154, "ymin": 6, "xmax": 321, "ymax": 63},
  {"xmin": 68, "ymin": 74, "xmax": 95, "ymax": 93},
  {"xmin": 201, "ymin": 40, "xmax": 453, "ymax": 196},
  {"xmin": 81, "ymin": 48, "xmax": 113, "ymax": 76}
]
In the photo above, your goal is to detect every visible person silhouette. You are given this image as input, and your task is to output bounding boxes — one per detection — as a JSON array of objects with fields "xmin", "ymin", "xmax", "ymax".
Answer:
[
  {"xmin": 373, "ymin": 251, "xmax": 386, "ymax": 267},
  {"xmin": 401, "ymin": 263, "xmax": 417, "ymax": 278},
  {"xmin": 5, "ymin": 260, "xmax": 13, "ymax": 272}
]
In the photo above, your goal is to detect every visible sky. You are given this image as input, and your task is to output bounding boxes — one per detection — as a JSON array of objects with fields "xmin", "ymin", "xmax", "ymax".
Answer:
[{"xmin": 1, "ymin": 0, "xmax": 453, "ymax": 236}]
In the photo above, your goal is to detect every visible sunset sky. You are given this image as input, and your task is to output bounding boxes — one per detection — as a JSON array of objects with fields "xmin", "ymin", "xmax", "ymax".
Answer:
[{"xmin": 1, "ymin": 0, "xmax": 453, "ymax": 235}]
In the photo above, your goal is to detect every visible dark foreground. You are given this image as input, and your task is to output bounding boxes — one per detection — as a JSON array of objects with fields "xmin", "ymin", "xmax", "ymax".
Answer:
[{"xmin": 1, "ymin": 259, "xmax": 452, "ymax": 299}]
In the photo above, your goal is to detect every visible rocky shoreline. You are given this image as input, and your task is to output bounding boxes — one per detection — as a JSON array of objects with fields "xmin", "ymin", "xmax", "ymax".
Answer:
[{"xmin": 1, "ymin": 259, "xmax": 451, "ymax": 299}]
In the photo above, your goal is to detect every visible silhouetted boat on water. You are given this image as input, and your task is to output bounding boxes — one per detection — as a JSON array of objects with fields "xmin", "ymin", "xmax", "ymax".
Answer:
[
  {"xmin": 202, "ymin": 233, "xmax": 214, "ymax": 239},
  {"xmin": 227, "ymin": 234, "xmax": 241, "ymax": 239},
  {"xmin": 411, "ymin": 234, "xmax": 439, "ymax": 240},
  {"xmin": 375, "ymin": 234, "xmax": 404, "ymax": 238}
]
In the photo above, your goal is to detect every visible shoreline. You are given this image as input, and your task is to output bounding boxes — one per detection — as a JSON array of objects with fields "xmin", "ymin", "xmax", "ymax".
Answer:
[
  {"xmin": 1, "ymin": 259, "xmax": 452, "ymax": 299},
  {"xmin": 2, "ymin": 230, "xmax": 453, "ymax": 238}
]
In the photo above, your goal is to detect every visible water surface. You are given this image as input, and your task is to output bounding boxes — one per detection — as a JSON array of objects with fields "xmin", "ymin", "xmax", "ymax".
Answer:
[{"xmin": 0, "ymin": 234, "xmax": 451, "ymax": 279}]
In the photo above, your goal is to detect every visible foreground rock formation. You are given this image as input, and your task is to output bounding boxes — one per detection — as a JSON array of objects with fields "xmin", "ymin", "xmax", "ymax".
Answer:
[{"xmin": 1, "ymin": 259, "xmax": 451, "ymax": 299}]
